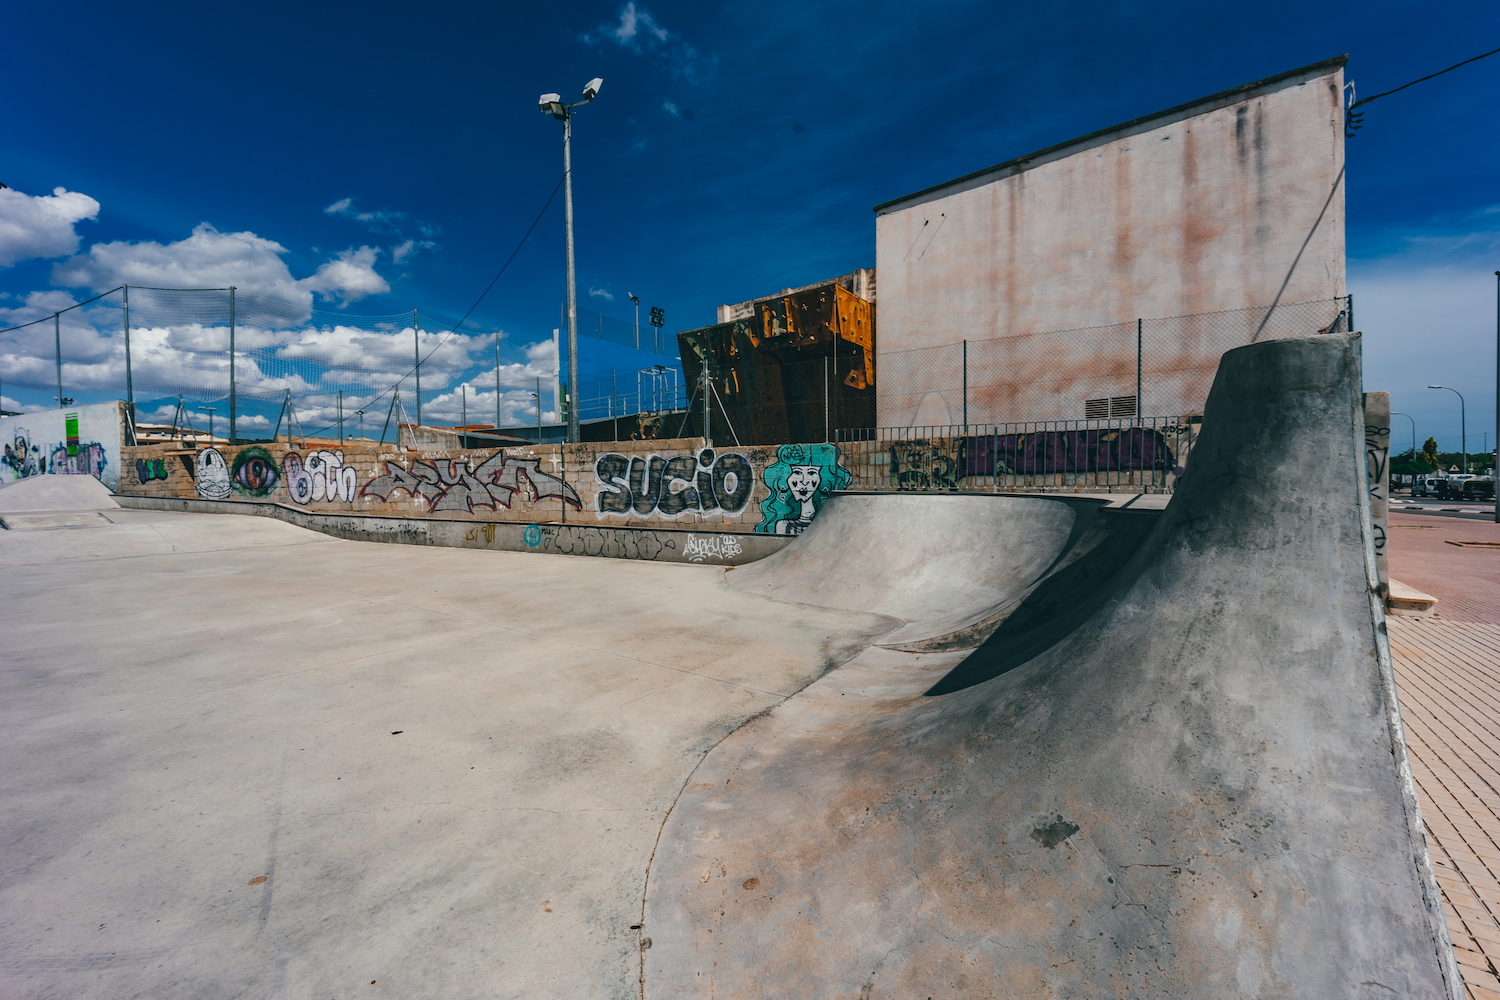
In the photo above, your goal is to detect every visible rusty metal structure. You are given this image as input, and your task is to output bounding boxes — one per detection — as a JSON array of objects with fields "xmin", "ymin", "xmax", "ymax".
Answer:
[{"xmin": 678, "ymin": 274, "xmax": 875, "ymax": 444}]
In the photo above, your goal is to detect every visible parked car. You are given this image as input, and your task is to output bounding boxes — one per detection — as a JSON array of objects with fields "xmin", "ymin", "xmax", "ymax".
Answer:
[
  {"xmin": 1413, "ymin": 476, "xmax": 1440, "ymax": 497},
  {"xmin": 1462, "ymin": 476, "xmax": 1496, "ymax": 500}
]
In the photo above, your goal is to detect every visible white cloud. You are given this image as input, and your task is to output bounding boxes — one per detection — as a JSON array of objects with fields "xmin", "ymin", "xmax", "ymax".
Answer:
[
  {"xmin": 0, "ymin": 186, "xmax": 100, "ymax": 267},
  {"xmin": 588, "ymin": 286, "xmax": 615, "ymax": 301},
  {"xmin": 324, "ymin": 198, "xmax": 352, "ymax": 215},
  {"xmin": 299, "ymin": 246, "xmax": 389, "ymax": 305},
  {"xmin": 323, "ymin": 196, "xmax": 410, "ymax": 232},
  {"xmin": 662, "ymin": 100, "xmax": 681, "ymax": 117},
  {"xmin": 50, "ymin": 223, "xmax": 390, "ymax": 310},
  {"xmin": 391, "ymin": 239, "xmax": 436, "ymax": 265},
  {"xmin": 613, "ymin": 2, "xmax": 668, "ymax": 45},
  {"xmin": 581, "ymin": 4, "xmax": 713, "ymax": 84}
]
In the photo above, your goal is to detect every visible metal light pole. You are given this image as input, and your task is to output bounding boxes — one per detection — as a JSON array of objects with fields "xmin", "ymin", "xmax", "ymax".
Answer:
[
  {"xmin": 1429, "ymin": 385, "xmax": 1466, "ymax": 476},
  {"xmin": 1495, "ymin": 271, "xmax": 1499, "ymax": 522},
  {"xmin": 1392, "ymin": 410, "xmax": 1417, "ymax": 494},
  {"xmin": 629, "ymin": 293, "xmax": 640, "ymax": 350},
  {"xmin": 539, "ymin": 77, "xmax": 603, "ymax": 444}
]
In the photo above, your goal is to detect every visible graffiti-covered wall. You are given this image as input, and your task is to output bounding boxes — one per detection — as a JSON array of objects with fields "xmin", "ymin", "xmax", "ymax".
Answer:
[
  {"xmin": 118, "ymin": 436, "xmax": 857, "ymax": 535},
  {"xmin": 0, "ymin": 401, "xmax": 125, "ymax": 491}
]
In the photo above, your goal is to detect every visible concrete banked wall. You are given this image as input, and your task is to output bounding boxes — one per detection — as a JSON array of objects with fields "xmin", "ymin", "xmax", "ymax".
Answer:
[{"xmin": 641, "ymin": 333, "xmax": 1460, "ymax": 998}]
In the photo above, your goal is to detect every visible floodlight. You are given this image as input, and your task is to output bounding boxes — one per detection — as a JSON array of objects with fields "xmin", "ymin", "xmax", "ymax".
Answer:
[
  {"xmin": 1429, "ymin": 384, "xmax": 1443, "ymax": 389},
  {"xmin": 582, "ymin": 78, "xmax": 604, "ymax": 101},
  {"xmin": 538, "ymin": 92, "xmax": 560, "ymax": 111}
]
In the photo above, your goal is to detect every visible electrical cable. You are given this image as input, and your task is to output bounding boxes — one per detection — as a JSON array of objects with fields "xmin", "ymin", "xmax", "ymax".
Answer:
[
  {"xmin": 1347, "ymin": 45, "xmax": 1500, "ymax": 135},
  {"xmin": 296, "ymin": 172, "xmax": 567, "ymax": 440}
]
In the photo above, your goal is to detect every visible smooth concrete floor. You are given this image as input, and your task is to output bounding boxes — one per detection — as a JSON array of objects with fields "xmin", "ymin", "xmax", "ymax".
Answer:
[{"xmin": 0, "ymin": 507, "xmax": 893, "ymax": 999}]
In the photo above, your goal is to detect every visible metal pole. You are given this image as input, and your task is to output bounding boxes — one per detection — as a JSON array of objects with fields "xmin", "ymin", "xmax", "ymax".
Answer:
[
  {"xmin": 962, "ymin": 340, "xmax": 968, "ymax": 429},
  {"xmin": 413, "ymin": 309, "xmax": 422, "ymax": 426},
  {"xmin": 563, "ymin": 111, "xmax": 580, "ymax": 444},
  {"xmin": 495, "ymin": 334, "xmax": 502, "ymax": 430},
  {"xmin": 123, "ymin": 286, "xmax": 135, "ymax": 439},
  {"xmin": 54, "ymin": 312, "xmax": 62, "ymax": 407},
  {"xmin": 612, "ymin": 369, "xmax": 618, "ymax": 441},
  {"xmin": 1136, "ymin": 318, "xmax": 1143, "ymax": 420},
  {"xmin": 338, "ymin": 390, "xmax": 344, "ymax": 445},
  {"xmin": 229, "ymin": 286, "xmax": 237, "ymax": 444},
  {"xmin": 702, "ymin": 358, "xmax": 711, "ymax": 445},
  {"xmin": 536, "ymin": 376, "xmax": 542, "ymax": 442},
  {"xmin": 1495, "ymin": 271, "xmax": 1499, "ymax": 521},
  {"xmin": 824, "ymin": 355, "xmax": 830, "ymax": 442},
  {"xmin": 461, "ymin": 382, "xmax": 467, "ymax": 434},
  {"xmin": 1347, "ymin": 293, "xmax": 1355, "ymax": 333}
]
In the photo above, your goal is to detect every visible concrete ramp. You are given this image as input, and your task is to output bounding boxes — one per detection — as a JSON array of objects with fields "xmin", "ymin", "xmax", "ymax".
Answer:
[
  {"xmin": 728, "ymin": 493, "xmax": 1102, "ymax": 647},
  {"xmin": 641, "ymin": 334, "xmax": 1460, "ymax": 998},
  {"xmin": 0, "ymin": 474, "xmax": 118, "ymax": 512}
]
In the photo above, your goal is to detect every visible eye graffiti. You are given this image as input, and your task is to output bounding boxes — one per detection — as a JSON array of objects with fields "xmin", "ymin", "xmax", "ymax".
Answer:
[{"xmin": 230, "ymin": 447, "xmax": 281, "ymax": 496}]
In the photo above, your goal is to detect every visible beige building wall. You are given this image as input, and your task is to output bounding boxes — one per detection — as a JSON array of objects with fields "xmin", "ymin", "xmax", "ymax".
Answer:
[{"xmin": 874, "ymin": 57, "xmax": 1347, "ymax": 426}]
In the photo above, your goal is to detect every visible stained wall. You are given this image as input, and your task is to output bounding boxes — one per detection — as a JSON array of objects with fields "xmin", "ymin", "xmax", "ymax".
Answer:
[{"xmin": 873, "ymin": 58, "xmax": 1347, "ymax": 425}]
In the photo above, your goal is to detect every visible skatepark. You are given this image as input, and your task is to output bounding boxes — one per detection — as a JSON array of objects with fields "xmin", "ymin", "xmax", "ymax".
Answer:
[{"xmin": 0, "ymin": 333, "xmax": 1476, "ymax": 997}]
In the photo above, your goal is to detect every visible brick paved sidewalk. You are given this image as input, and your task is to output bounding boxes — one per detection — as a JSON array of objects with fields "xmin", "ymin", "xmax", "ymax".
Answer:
[
  {"xmin": 1391, "ymin": 617, "xmax": 1500, "ymax": 997},
  {"xmin": 1388, "ymin": 513, "xmax": 1500, "ymax": 626}
]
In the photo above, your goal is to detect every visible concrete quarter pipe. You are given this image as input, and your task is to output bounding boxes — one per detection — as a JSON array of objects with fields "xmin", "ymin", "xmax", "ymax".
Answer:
[{"xmin": 640, "ymin": 333, "xmax": 1461, "ymax": 998}]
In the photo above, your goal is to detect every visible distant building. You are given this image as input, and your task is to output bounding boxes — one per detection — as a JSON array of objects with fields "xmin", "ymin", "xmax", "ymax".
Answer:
[
  {"xmin": 678, "ymin": 270, "xmax": 876, "ymax": 445},
  {"xmin": 873, "ymin": 56, "xmax": 1348, "ymax": 426}
]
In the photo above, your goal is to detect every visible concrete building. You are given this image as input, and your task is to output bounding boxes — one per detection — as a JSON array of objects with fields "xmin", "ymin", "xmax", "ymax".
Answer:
[{"xmin": 874, "ymin": 56, "xmax": 1348, "ymax": 426}]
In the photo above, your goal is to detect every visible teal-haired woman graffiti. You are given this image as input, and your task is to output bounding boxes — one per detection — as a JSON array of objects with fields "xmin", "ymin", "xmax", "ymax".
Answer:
[{"xmin": 755, "ymin": 443, "xmax": 851, "ymax": 535}]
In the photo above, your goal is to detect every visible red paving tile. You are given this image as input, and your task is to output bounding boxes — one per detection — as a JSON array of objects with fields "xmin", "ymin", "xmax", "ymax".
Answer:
[{"xmin": 1387, "ymin": 512, "xmax": 1500, "ymax": 625}]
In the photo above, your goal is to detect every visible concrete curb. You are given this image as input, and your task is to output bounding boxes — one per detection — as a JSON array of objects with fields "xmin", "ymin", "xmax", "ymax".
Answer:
[{"xmin": 111, "ymin": 494, "xmax": 791, "ymax": 565}]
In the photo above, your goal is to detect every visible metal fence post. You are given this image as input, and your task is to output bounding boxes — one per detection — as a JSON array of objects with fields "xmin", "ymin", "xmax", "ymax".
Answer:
[
  {"xmin": 228, "ymin": 285, "xmax": 236, "ymax": 444},
  {"xmin": 338, "ymin": 390, "xmax": 344, "ymax": 445},
  {"xmin": 962, "ymin": 339, "xmax": 968, "ymax": 429},
  {"xmin": 536, "ymin": 375, "xmax": 542, "ymax": 442},
  {"xmin": 413, "ymin": 309, "xmax": 421, "ymax": 426},
  {"xmin": 612, "ymin": 368, "xmax": 618, "ymax": 442},
  {"xmin": 703, "ymin": 356, "xmax": 712, "ymax": 446},
  {"xmin": 122, "ymin": 285, "xmax": 134, "ymax": 442},
  {"xmin": 495, "ymin": 333, "xmax": 502, "ymax": 430},
  {"xmin": 1347, "ymin": 293, "xmax": 1354, "ymax": 332},
  {"xmin": 1136, "ymin": 318, "xmax": 1142, "ymax": 421},
  {"xmin": 824, "ymin": 355, "xmax": 830, "ymax": 442},
  {"xmin": 53, "ymin": 312, "xmax": 62, "ymax": 407}
]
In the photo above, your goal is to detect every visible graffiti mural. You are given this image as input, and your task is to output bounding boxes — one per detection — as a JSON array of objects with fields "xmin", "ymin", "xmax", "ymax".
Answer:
[
  {"xmin": 195, "ymin": 448, "xmax": 232, "ymax": 499},
  {"xmin": 682, "ymin": 533, "xmax": 745, "ymax": 562},
  {"xmin": 230, "ymin": 447, "xmax": 280, "ymax": 497},
  {"xmin": 959, "ymin": 428, "xmax": 1176, "ymax": 478},
  {"xmin": 49, "ymin": 441, "xmax": 107, "ymax": 478},
  {"xmin": 285, "ymin": 449, "xmax": 357, "ymax": 504},
  {"xmin": 594, "ymin": 448, "xmax": 753, "ymax": 518},
  {"xmin": 136, "ymin": 457, "xmax": 169, "ymax": 483},
  {"xmin": 890, "ymin": 440, "xmax": 959, "ymax": 490},
  {"xmin": 755, "ymin": 443, "xmax": 851, "ymax": 535},
  {"xmin": 3, "ymin": 430, "xmax": 45, "ymax": 479},
  {"xmin": 362, "ymin": 450, "xmax": 582, "ymax": 513}
]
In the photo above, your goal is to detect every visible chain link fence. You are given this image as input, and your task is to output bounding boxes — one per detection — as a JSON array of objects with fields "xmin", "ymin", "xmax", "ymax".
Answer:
[{"xmin": 0, "ymin": 285, "xmax": 682, "ymax": 438}]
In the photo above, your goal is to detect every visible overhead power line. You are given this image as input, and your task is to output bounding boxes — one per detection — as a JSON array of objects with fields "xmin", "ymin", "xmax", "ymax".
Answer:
[{"xmin": 1347, "ymin": 44, "xmax": 1500, "ymax": 136}]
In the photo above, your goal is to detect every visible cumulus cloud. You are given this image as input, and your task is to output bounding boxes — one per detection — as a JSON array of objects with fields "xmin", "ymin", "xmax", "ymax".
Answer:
[
  {"xmin": 0, "ymin": 186, "xmax": 100, "ymax": 267},
  {"xmin": 50, "ymin": 223, "xmax": 390, "ymax": 310},
  {"xmin": 611, "ymin": 2, "xmax": 668, "ymax": 46},
  {"xmin": 299, "ymin": 246, "xmax": 390, "ymax": 305},
  {"xmin": 588, "ymin": 286, "xmax": 615, "ymax": 301}
]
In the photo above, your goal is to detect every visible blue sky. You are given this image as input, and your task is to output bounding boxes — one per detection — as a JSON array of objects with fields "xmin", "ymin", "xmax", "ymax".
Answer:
[{"xmin": 1, "ymin": 0, "xmax": 1497, "ymax": 451}]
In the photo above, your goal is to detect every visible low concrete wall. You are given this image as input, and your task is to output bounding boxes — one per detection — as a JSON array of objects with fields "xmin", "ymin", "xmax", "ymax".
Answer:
[
  {"xmin": 118, "ymin": 436, "xmax": 864, "ymax": 537},
  {"xmin": 114, "ymin": 494, "xmax": 791, "ymax": 565}
]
